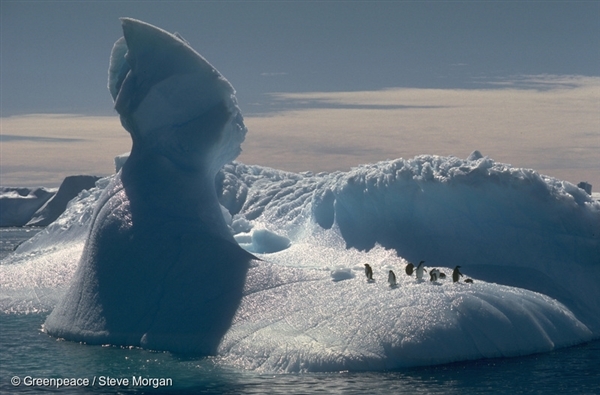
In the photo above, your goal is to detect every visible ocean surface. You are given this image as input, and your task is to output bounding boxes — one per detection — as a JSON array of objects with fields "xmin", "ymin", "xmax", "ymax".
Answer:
[{"xmin": 1, "ymin": 227, "xmax": 599, "ymax": 395}]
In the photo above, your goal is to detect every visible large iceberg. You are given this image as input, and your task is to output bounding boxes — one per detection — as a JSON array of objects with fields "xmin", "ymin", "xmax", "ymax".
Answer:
[
  {"xmin": 42, "ymin": 18, "xmax": 255, "ymax": 355},
  {"xmin": 2, "ymin": 18, "xmax": 599, "ymax": 372}
]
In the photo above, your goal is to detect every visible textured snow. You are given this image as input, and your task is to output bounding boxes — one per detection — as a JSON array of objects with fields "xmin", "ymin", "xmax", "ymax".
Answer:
[
  {"xmin": 212, "ymin": 157, "xmax": 599, "ymax": 371},
  {"xmin": 220, "ymin": 259, "xmax": 592, "ymax": 372},
  {"xmin": 1, "ymin": 18, "xmax": 599, "ymax": 372}
]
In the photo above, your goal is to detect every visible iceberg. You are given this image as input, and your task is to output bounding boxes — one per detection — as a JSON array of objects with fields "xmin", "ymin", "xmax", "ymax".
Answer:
[
  {"xmin": 0, "ymin": 175, "xmax": 99, "ymax": 227},
  {"xmin": 1, "ymin": 18, "xmax": 599, "ymax": 372},
  {"xmin": 0, "ymin": 187, "xmax": 56, "ymax": 227},
  {"xmin": 43, "ymin": 18, "xmax": 254, "ymax": 355},
  {"xmin": 26, "ymin": 175, "xmax": 100, "ymax": 226},
  {"xmin": 213, "ymin": 159, "xmax": 599, "ymax": 371}
]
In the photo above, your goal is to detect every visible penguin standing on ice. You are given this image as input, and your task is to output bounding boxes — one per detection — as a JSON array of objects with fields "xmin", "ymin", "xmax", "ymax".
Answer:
[
  {"xmin": 429, "ymin": 268, "xmax": 440, "ymax": 282},
  {"xmin": 452, "ymin": 266, "xmax": 463, "ymax": 283},
  {"xmin": 388, "ymin": 270, "xmax": 397, "ymax": 287},
  {"xmin": 416, "ymin": 261, "xmax": 427, "ymax": 280},
  {"xmin": 364, "ymin": 264, "xmax": 374, "ymax": 282},
  {"xmin": 405, "ymin": 262, "xmax": 415, "ymax": 276}
]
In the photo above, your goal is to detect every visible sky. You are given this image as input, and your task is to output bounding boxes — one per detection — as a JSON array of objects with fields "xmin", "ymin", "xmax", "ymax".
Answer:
[{"xmin": 1, "ymin": 1, "xmax": 599, "ymax": 188}]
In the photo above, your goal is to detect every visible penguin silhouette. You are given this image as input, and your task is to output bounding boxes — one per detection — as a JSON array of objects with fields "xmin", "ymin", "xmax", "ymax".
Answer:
[
  {"xmin": 388, "ymin": 270, "xmax": 397, "ymax": 287},
  {"xmin": 405, "ymin": 263, "xmax": 415, "ymax": 276},
  {"xmin": 364, "ymin": 264, "xmax": 374, "ymax": 281},
  {"xmin": 452, "ymin": 266, "xmax": 463, "ymax": 283},
  {"xmin": 416, "ymin": 261, "xmax": 427, "ymax": 280}
]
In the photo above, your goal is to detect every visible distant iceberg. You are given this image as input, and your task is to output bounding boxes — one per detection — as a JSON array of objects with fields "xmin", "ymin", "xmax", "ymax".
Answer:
[
  {"xmin": 1, "ymin": 18, "xmax": 599, "ymax": 372},
  {"xmin": 0, "ymin": 175, "xmax": 99, "ymax": 227},
  {"xmin": 26, "ymin": 175, "xmax": 100, "ymax": 226},
  {"xmin": 0, "ymin": 186, "xmax": 56, "ymax": 227}
]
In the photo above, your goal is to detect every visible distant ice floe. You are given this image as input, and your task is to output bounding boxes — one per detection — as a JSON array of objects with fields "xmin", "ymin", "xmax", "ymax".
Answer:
[{"xmin": 0, "ymin": 175, "xmax": 99, "ymax": 227}]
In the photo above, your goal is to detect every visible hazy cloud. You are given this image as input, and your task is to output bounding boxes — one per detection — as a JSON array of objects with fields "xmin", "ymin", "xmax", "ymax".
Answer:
[
  {"xmin": 240, "ymin": 75, "xmax": 600, "ymax": 187},
  {"xmin": 1, "ymin": 114, "xmax": 128, "ymax": 186},
  {"xmin": 260, "ymin": 72, "xmax": 288, "ymax": 77},
  {"xmin": 475, "ymin": 74, "xmax": 598, "ymax": 90},
  {"xmin": 2, "ymin": 76, "xmax": 598, "ymax": 188},
  {"xmin": 0, "ymin": 135, "xmax": 84, "ymax": 143}
]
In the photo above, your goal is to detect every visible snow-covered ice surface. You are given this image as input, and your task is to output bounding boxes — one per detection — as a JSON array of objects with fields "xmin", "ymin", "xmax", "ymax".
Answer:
[
  {"xmin": 0, "ymin": 180, "xmax": 105, "ymax": 313},
  {"xmin": 4, "ymin": 157, "xmax": 598, "ymax": 372},
  {"xmin": 214, "ymin": 157, "xmax": 599, "ymax": 371},
  {"xmin": 2, "ymin": 18, "xmax": 599, "ymax": 373}
]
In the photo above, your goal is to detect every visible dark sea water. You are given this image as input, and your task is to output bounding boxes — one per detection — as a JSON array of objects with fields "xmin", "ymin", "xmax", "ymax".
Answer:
[{"xmin": 1, "ymin": 228, "xmax": 599, "ymax": 395}]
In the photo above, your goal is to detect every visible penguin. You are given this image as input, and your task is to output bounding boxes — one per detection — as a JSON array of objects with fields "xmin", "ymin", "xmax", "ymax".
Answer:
[
  {"xmin": 464, "ymin": 278, "xmax": 474, "ymax": 284},
  {"xmin": 388, "ymin": 270, "xmax": 397, "ymax": 287},
  {"xmin": 439, "ymin": 272, "xmax": 446, "ymax": 279},
  {"xmin": 429, "ymin": 268, "xmax": 440, "ymax": 282},
  {"xmin": 405, "ymin": 262, "xmax": 415, "ymax": 276},
  {"xmin": 364, "ymin": 264, "xmax": 374, "ymax": 281},
  {"xmin": 452, "ymin": 266, "xmax": 463, "ymax": 283},
  {"xmin": 416, "ymin": 261, "xmax": 427, "ymax": 280}
]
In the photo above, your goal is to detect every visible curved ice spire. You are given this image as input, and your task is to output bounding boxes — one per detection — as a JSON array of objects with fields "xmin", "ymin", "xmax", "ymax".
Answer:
[
  {"xmin": 44, "ymin": 18, "xmax": 254, "ymax": 355},
  {"xmin": 108, "ymin": 17, "xmax": 247, "ymax": 177}
]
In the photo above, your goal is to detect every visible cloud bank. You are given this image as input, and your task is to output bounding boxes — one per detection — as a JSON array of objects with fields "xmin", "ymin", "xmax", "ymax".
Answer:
[
  {"xmin": 1, "ymin": 114, "xmax": 128, "ymax": 187},
  {"xmin": 240, "ymin": 75, "xmax": 599, "ymax": 187},
  {"xmin": 2, "ymin": 75, "xmax": 598, "ymax": 188}
]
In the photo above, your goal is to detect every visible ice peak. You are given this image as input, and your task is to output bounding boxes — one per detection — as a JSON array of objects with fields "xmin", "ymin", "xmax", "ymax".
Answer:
[{"xmin": 109, "ymin": 17, "xmax": 247, "ymax": 175}]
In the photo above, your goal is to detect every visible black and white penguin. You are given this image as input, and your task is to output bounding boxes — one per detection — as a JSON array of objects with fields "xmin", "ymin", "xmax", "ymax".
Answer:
[
  {"xmin": 429, "ymin": 268, "xmax": 440, "ymax": 282},
  {"xmin": 465, "ymin": 278, "xmax": 474, "ymax": 284},
  {"xmin": 388, "ymin": 270, "xmax": 397, "ymax": 287},
  {"xmin": 416, "ymin": 261, "xmax": 427, "ymax": 280},
  {"xmin": 452, "ymin": 266, "xmax": 463, "ymax": 283},
  {"xmin": 439, "ymin": 272, "xmax": 446, "ymax": 279},
  {"xmin": 364, "ymin": 264, "xmax": 374, "ymax": 281},
  {"xmin": 405, "ymin": 262, "xmax": 415, "ymax": 276}
]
